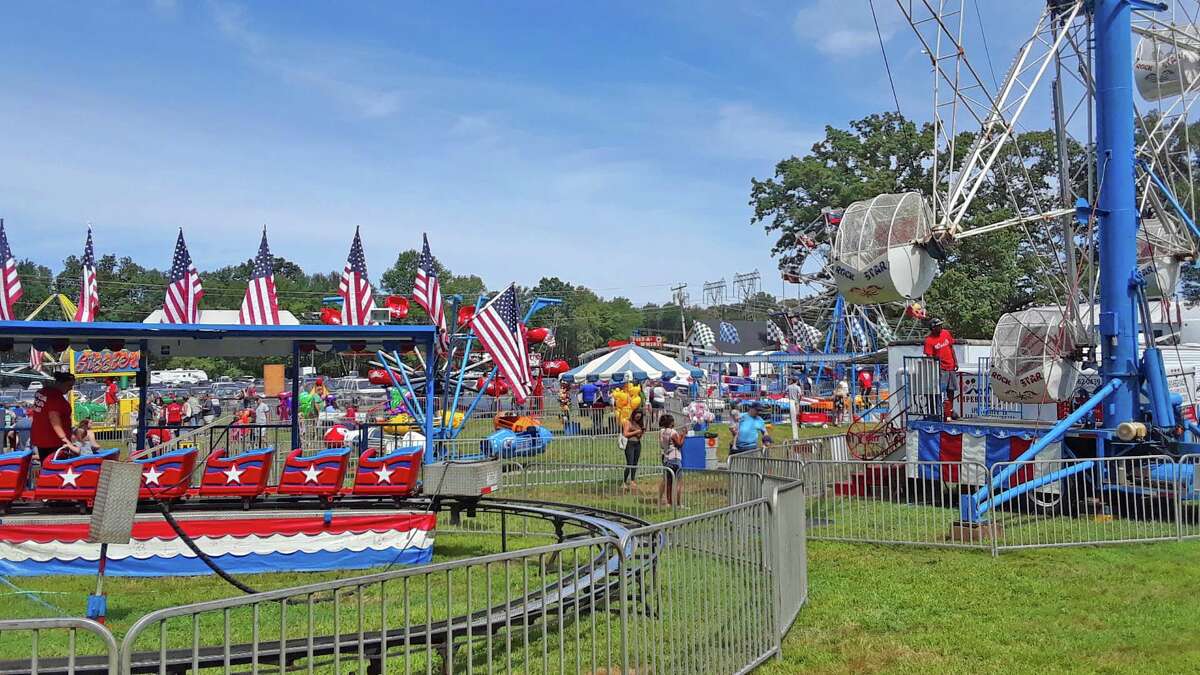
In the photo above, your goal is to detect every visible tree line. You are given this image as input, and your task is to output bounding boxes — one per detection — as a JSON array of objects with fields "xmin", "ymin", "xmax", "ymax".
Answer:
[{"xmin": 6, "ymin": 250, "xmax": 661, "ymax": 370}]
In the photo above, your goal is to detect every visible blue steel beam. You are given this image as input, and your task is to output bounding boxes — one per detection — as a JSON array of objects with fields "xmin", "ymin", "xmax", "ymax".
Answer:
[
  {"xmin": 1094, "ymin": 0, "xmax": 1147, "ymax": 425},
  {"xmin": 961, "ymin": 378, "xmax": 1119, "ymax": 522}
]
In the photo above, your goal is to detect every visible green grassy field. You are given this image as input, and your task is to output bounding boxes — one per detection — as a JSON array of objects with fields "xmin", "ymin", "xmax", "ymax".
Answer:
[
  {"xmin": 766, "ymin": 540, "xmax": 1200, "ymax": 674},
  {"xmin": 6, "ymin": 532, "xmax": 1200, "ymax": 672}
]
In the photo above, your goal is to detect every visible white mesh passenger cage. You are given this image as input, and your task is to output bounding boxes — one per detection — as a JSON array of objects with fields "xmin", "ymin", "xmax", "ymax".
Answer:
[
  {"xmin": 1139, "ymin": 214, "xmax": 1195, "ymax": 297},
  {"xmin": 833, "ymin": 192, "xmax": 934, "ymax": 269},
  {"xmin": 1134, "ymin": 25, "xmax": 1200, "ymax": 102},
  {"xmin": 989, "ymin": 308, "xmax": 1085, "ymax": 404},
  {"xmin": 1140, "ymin": 214, "xmax": 1194, "ymax": 259}
]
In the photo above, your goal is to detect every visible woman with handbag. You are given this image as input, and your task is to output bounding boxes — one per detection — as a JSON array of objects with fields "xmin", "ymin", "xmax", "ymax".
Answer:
[
  {"xmin": 658, "ymin": 414, "xmax": 685, "ymax": 506},
  {"xmin": 620, "ymin": 408, "xmax": 646, "ymax": 490}
]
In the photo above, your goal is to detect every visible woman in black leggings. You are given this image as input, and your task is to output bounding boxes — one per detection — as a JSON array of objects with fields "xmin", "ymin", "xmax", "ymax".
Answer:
[{"xmin": 622, "ymin": 408, "xmax": 646, "ymax": 489}]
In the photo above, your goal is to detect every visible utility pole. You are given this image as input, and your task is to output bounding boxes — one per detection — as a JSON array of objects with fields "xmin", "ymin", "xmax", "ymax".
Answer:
[{"xmin": 671, "ymin": 283, "xmax": 689, "ymax": 348}]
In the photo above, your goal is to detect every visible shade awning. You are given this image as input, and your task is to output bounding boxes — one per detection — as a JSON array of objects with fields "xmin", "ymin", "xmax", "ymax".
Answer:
[
  {"xmin": 560, "ymin": 344, "xmax": 704, "ymax": 384},
  {"xmin": 0, "ymin": 321, "xmax": 436, "ymax": 358}
]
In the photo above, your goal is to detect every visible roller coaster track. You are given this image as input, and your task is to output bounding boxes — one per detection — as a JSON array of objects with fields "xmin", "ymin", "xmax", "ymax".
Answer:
[{"xmin": 0, "ymin": 496, "xmax": 656, "ymax": 674}]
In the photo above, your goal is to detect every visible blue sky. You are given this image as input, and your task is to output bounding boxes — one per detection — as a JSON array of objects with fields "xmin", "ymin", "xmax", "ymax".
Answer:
[{"xmin": 0, "ymin": 1, "xmax": 1033, "ymax": 304}]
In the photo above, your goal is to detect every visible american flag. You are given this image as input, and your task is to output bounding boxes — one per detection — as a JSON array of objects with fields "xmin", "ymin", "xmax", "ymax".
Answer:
[
  {"xmin": 28, "ymin": 347, "xmax": 42, "ymax": 370},
  {"xmin": 338, "ymin": 227, "xmax": 376, "ymax": 326},
  {"xmin": 0, "ymin": 220, "xmax": 23, "ymax": 321},
  {"xmin": 470, "ymin": 284, "xmax": 532, "ymax": 403},
  {"xmin": 413, "ymin": 233, "xmax": 449, "ymax": 352},
  {"xmin": 73, "ymin": 227, "xmax": 99, "ymax": 322},
  {"xmin": 161, "ymin": 229, "xmax": 204, "ymax": 324},
  {"xmin": 239, "ymin": 228, "xmax": 281, "ymax": 325}
]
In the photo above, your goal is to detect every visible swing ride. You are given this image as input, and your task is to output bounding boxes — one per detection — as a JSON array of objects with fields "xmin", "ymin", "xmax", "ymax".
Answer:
[{"xmin": 820, "ymin": 0, "xmax": 1200, "ymax": 526}]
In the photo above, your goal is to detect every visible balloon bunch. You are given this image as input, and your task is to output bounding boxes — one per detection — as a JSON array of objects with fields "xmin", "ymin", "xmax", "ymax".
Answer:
[
  {"xmin": 613, "ymin": 382, "xmax": 642, "ymax": 425},
  {"xmin": 684, "ymin": 400, "xmax": 715, "ymax": 427}
]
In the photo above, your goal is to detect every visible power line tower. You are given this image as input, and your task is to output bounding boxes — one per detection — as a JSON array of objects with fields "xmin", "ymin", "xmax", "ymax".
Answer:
[
  {"xmin": 703, "ymin": 279, "xmax": 726, "ymax": 306},
  {"xmin": 732, "ymin": 270, "xmax": 761, "ymax": 303}
]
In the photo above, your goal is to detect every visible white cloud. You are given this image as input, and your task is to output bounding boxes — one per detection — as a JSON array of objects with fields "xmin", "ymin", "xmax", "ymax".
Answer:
[
  {"xmin": 712, "ymin": 103, "xmax": 817, "ymax": 161},
  {"xmin": 208, "ymin": 1, "xmax": 402, "ymax": 120},
  {"xmin": 793, "ymin": 0, "xmax": 902, "ymax": 57},
  {"xmin": 150, "ymin": 0, "xmax": 178, "ymax": 16}
]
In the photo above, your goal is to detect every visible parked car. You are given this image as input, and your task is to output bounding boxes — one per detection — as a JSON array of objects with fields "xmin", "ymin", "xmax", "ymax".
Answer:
[{"xmin": 334, "ymin": 377, "xmax": 387, "ymax": 398}]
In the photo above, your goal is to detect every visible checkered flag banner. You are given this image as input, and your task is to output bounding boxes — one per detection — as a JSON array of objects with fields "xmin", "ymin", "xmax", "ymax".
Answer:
[
  {"xmin": 873, "ymin": 317, "xmax": 896, "ymax": 345},
  {"xmin": 688, "ymin": 320, "xmax": 715, "ymax": 348},
  {"xmin": 848, "ymin": 316, "xmax": 868, "ymax": 350},
  {"xmin": 790, "ymin": 317, "xmax": 824, "ymax": 350},
  {"xmin": 766, "ymin": 319, "xmax": 788, "ymax": 348},
  {"xmin": 718, "ymin": 321, "xmax": 739, "ymax": 344}
]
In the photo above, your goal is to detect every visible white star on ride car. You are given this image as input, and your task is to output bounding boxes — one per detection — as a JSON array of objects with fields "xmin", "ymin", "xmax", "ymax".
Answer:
[
  {"xmin": 142, "ymin": 466, "xmax": 163, "ymax": 486},
  {"xmin": 302, "ymin": 465, "xmax": 323, "ymax": 483},
  {"xmin": 223, "ymin": 465, "xmax": 244, "ymax": 484},
  {"xmin": 59, "ymin": 467, "xmax": 80, "ymax": 487},
  {"xmin": 374, "ymin": 465, "xmax": 394, "ymax": 484}
]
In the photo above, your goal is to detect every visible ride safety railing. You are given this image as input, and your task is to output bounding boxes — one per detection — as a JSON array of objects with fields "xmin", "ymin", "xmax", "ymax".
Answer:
[
  {"xmin": 0, "ymin": 617, "xmax": 119, "ymax": 675},
  {"xmin": 0, "ymin": 471, "xmax": 806, "ymax": 675}
]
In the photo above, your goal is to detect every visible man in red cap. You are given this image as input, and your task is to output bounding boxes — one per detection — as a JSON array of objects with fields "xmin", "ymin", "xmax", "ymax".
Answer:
[{"xmin": 923, "ymin": 318, "xmax": 958, "ymax": 420}]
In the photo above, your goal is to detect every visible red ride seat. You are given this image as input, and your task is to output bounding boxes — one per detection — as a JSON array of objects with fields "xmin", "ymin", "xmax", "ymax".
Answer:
[
  {"xmin": 0, "ymin": 449, "xmax": 33, "ymax": 512},
  {"xmin": 135, "ymin": 447, "xmax": 198, "ymax": 502},
  {"xmin": 199, "ymin": 447, "xmax": 274, "ymax": 501},
  {"xmin": 34, "ymin": 448, "xmax": 120, "ymax": 507},
  {"xmin": 352, "ymin": 447, "xmax": 422, "ymax": 497},
  {"xmin": 277, "ymin": 448, "xmax": 350, "ymax": 503}
]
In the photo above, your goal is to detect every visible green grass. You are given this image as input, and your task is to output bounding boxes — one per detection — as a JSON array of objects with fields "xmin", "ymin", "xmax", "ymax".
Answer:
[
  {"xmin": 7, "ymin": 510, "xmax": 1200, "ymax": 672},
  {"xmin": 765, "ymin": 540, "xmax": 1200, "ymax": 674}
]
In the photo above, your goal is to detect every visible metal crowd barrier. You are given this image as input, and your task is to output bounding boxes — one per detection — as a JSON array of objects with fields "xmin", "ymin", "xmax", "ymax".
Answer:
[
  {"xmin": 734, "ymin": 448, "xmax": 1200, "ymax": 555},
  {"xmin": 0, "ymin": 468, "xmax": 807, "ymax": 674},
  {"xmin": 0, "ymin": 618, "xmax": 119, "ymax": 675},
  {"xmin": 625, "ymin": 500, "xmax": 778, "ymax": 674}
]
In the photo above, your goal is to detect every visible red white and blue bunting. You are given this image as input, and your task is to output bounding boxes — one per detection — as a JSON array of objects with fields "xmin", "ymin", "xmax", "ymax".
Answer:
[{"xmin": 0, "ymin": 512, "xmax": 435, "ymax": 577}]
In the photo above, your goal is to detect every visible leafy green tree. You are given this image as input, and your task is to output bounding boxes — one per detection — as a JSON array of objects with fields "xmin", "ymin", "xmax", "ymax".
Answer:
[
  {"xmin": 379, "ymin": 249, "xmax": 486, "ymax": 323},
  {"xmin": 750, "ymin": 111, "xmax": 1087, "ymax": 338},
  {"xmin": 203, "ymin": 256, "xmax": 337, "ymax": 320},
  {"xmin": 56, "ymin": 254, "xmax": 167, "ymax": 322},
  {"xmin": 12, "ymin": 260, "xmax": 56, "ymax": 320}
]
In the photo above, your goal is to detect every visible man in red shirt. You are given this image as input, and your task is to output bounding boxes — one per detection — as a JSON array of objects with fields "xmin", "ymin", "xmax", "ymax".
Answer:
[
  {"xmin": 857, "ymin": 368, "xmax": 875, "ymax": 407},
  {"xmin": 923, "ymin": 318, "xmax": 959, "ymax": 419},
  {"xmin": 165, "ymin": 398, "xmax": 184, "ymax": 428},
  {"xmin": 104, "ymin": 378, "xmax": 119, "ymax": 421},
  {"xmin": 31, "ymin": 372, "xmax": 79, "ymax": 461}
]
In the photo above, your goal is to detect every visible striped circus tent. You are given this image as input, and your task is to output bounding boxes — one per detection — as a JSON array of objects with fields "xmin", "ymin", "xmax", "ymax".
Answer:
[{"xmin": 560, "ymin": 344, "xmax": 705, "ymax": 385}]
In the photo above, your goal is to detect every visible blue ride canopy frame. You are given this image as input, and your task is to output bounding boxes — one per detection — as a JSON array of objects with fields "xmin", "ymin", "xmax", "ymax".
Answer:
[{"xmin": 0, "ymin": 320, "xmax": 438, "ymax": 460}]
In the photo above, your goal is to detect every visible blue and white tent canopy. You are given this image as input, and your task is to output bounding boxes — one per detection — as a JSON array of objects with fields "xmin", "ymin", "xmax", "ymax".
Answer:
[{"xmin": 560, "ymin": 344, "xmax": 705, "ymax": 385}]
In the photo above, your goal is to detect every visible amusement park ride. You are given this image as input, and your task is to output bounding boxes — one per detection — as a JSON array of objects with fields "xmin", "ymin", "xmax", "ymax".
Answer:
[
  {"xmin": 0, "ymin": 289, "xmax": 563, "ymax": 597},
  {"xmin": 825, "ymin": 0, "xmax": 1200, "ymax": 526}
]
